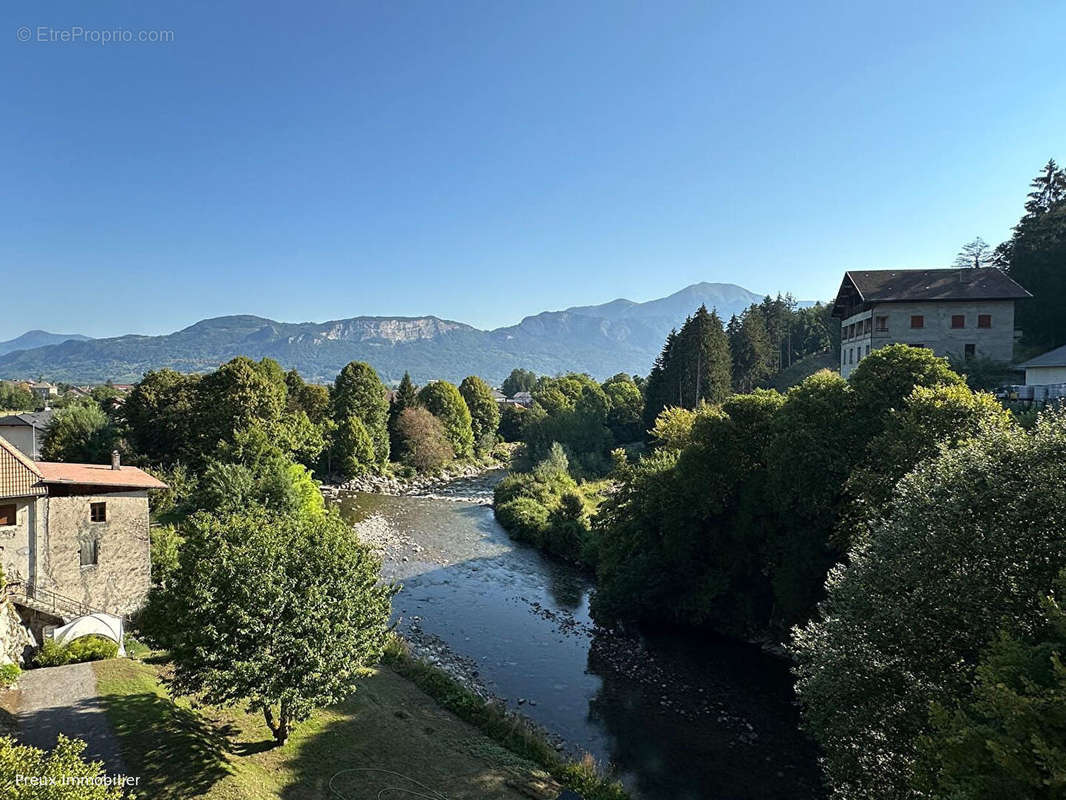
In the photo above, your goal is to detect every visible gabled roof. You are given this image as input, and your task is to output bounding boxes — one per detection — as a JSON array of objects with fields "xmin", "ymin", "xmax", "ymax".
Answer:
[
  {"xmin": 0, "ymin": 411, "xmax": 54, "ymax": 430},
  {"xmin": 35, "ymin": 462, "xmax": 167, "ymax": 490},
  {"xmin": 0, "ymin": 434, "xmax": 46, "ymax": 499},
  {"xmin": 832, "ymin": 268, "xmax": 1031, "ymax": 317},
  {"xmin": 1018, "ymin": 344, "xmax": 1066, "ymax": 369}
]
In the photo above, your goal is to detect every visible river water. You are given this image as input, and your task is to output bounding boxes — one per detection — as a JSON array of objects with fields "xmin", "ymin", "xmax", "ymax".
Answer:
[{"xmin": 334, "ymin": 475, "xmax": 824, "ymax": 800}]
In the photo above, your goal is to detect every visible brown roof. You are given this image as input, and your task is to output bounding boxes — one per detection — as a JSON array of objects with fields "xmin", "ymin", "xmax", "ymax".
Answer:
[
  {"xmin": 0, "ymin": 435, "xmax": 46, "ymax": 499},
  {"xmin": 833, "ymin": 268, "xmax": 1031, "ymax": 317},
  {"xmin": 35, "ymin": 462, "xmax": 168, "ymax": 490}
]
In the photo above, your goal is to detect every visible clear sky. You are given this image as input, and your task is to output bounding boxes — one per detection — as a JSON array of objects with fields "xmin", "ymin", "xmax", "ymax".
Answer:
[{"xmin": 2, "ymin": 1, "xmax": 1064, "ymax": 340}]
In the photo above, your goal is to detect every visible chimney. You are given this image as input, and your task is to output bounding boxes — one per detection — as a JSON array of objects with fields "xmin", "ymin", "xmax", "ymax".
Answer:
[{"xmin": 111, "ymin": 450, "xmax": 121, "ymax": 471}]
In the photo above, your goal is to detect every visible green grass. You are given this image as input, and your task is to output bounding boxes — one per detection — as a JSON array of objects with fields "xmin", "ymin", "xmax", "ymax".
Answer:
[{"xmin": 94, "ymin": 657, "xmax": 563, "ymax": 800}]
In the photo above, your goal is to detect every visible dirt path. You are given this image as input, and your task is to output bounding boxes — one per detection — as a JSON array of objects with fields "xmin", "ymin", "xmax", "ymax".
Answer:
[{"xmin": 15, "ymin": 662, "xmax": 127, "ymax": 775}]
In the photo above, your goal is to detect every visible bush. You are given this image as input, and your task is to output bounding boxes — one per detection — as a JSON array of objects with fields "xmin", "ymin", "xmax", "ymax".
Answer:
[
  {"xmin": 0, "ymin": 663, "xmax": 20, "ymax": 688},
  {"xmin": 0, "ymin": 735, "xmax": 126, "ymax": 799},
  {"xmin": 792, "ymin": 409, "xmax": 1066, "ymax": 800},
  {"xmin": 495, "ymin": 498, "xmax": 550, "ymax": 544},
  {"xmin": 34, "ymin": 635, "xmax": 118, "ymax": 668}
]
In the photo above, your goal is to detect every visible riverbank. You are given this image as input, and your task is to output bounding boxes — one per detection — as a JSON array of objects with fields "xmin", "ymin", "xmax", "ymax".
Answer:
[
  {"xmin": 322, "ymin": 459, "xmax": 506, "ymax": 504},
  {"xmin": 335, "ymin": 484, "xmax": 826, "ymax": 799}
]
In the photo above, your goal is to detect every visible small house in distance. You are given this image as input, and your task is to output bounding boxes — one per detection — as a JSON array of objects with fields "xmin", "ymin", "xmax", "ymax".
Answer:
[
  {"xmin": 0, "ymin": 411, "xmax": 53, "ymax": 461},
  {"xmin": 1018, "ymin": 344, "xmax": 1066, "ymax": 386},
  {"xmin": 831, "ymin": 268, "xmax": 1031, "ymax": 378}
]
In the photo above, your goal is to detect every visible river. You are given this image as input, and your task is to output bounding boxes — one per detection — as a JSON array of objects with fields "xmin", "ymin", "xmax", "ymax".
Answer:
[{"xmin": 334, "ymin": 473, "xmax": 824, "ymax": 800}]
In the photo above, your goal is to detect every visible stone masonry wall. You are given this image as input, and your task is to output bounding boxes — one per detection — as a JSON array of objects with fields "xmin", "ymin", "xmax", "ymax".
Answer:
[{"xmin": 39, "ymin": 491, "xmax": 151, "ymax": 616}]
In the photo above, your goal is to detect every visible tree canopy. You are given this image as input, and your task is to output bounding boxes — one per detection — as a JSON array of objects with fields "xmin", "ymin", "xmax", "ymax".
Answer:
[{"xmin": 165, "ymin": 509, "xmax": 395, "ymax": 745}]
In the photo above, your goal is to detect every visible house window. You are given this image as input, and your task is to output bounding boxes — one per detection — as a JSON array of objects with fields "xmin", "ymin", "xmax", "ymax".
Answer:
[
  {"xmin": 80, "ymin": 539, "xmax": 98, "ymax": 568},
  {"xmin": 0, "ymin": 504, "xmax": 15, "ymax": 527},
  {"xmin": 965, "ymin": 343, "xmax": 976, "ymax": 359},
  {"xmin": 865, "ymin": 344, "xmax": 870, "ymax": 356},
  {"xmin": 864, "ymin": 319, "xmax": 872, "ymax": 334},
  {"xmin": 90, "ymin": 502, "xmax": 107, "ymax": 523},
  {"xmin": 910, "ymin": 315, "xmax": 924, "ymax": 329},
  {"xmin": 951, "ymin": 315, "xmax": 965, "ymax": 329},
  {"xmin": 875, "ymin": 316, "xmax": 888, "ymax": 332},
  {"xmin": 978, "ymin": 314, "xmax": 992, "ymax": 329}
]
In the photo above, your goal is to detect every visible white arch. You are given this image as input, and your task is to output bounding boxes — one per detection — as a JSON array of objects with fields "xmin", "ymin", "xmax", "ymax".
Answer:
[{"xmin": 50, "ymin": 613, "xmax": 126, "ymax": 656}]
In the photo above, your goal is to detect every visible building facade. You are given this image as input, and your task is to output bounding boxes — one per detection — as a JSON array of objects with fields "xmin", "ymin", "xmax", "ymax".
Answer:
[
  {"xmin": 1018, "ymin": 344, "xmax": 1066, "ymax": 386},
  {"xmin": 0, "ymin": 436, "xmax": 165, "ymax": 620},
  {"xmin": 0, "ymin": 412, "xmax": 53, "ymax": 461},
  {"xmin": 831, "ymin": 268, "xmax": 1031, "ymax": 379}
]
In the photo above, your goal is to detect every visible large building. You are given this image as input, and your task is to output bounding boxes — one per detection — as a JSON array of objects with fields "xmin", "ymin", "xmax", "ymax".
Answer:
[
  {"xmin": 831, "ymin": 268, "xmax": 1031, "ymax": 379},
  {"xmin": 0, "ymin": 435, "xmax": 165, "ymax": 633}
]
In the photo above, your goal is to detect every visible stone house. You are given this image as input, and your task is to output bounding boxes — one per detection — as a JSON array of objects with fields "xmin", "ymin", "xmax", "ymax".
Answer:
[
  {"xmin": 0, "ymin": 411, "xmax": 53, "ymax": 461},
  {"xmin": 29, "ymin": 381, "xmax": 57, "ymax": 406},
  {"xmin": 0, "ymin": 435, "xmax": 165, "ymax": 633},
  {"xmin": 831, "ymin": 268, "xmax": 1031, "ymax": 379}
]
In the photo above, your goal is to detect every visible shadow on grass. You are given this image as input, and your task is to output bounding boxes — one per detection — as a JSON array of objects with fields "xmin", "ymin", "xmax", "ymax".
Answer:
[{"xmin": 100, "ymin": 691, "xmax": 232, "ymax": 799}]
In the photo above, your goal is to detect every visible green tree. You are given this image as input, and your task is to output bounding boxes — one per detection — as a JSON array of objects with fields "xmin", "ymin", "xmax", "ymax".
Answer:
[
  {"xmin": 196, "ymin": 357, "xmax": 286, "ymax": 455},
  {"xmin": 387, "ymin": 371, "xmax": 419, "ymax": 459},
  {"xmin": 916, "ymin": 574, "xmax": 1066, "ymax": 799},
  {"xmin": 602, "ymin": 377, "xmax": 644, "ymax": 443},
  {"xmin": 40, "ymin": 402, "xmax": 117, "ymax": 463},
  {"xmin": 848, "ymin": 343, "xmax": 964, "ymax": 431},
  {"xmin": 952, "ymin": 236, "xmax": 994, "ymax": 268},
  {"xmin": 839, "ymin": 383, "xmax": 1014, "ymax": 548},
  {"xmin": 123, "ymin": 369, "xmax": 201, "ymax": 464},
  {"xmin": 418, "ymin": 381, "xmax": 474, "ymax": 459},
  {"xmin": 166, "ymin": 509, "xmax": 395, "ymax": 745},
  {"xmin": 729, "ymin": 305, "xmax": 773, "ymax": 392},
  {"xmin": 394, "ymin": 406, "xmax": 454, "ymax": 472},
  {"xmin": 502, "ymin": 368, "xmax": 537, "ymax": 397},
  {"xmin": 332, "ymin": 361, "xmax": 390, "ymax": 466},
  {"xmin": 0, "ymin": 735, "xmax": 125, "ymax": 799},
  {"xmin": 334, "ymin": 415, "xmax": 377, "ymax": 477},
  {"xmin": 498, "ymin": 403, "xmax": 528, "ymax": 442},
  {"xmin": 792, "ymin": 409, "xmax": 1066, "ymax": 800},
  {"xmin": 0, "ymin": 383, "xmax": 35, "ymax": 411},
  {"xmin": 459, "ymin": 375, "xmax": 500, "ymax": 455},
  {"xmin": 285, "ymin": 370, "xmax": 331, "ymax": 424}
]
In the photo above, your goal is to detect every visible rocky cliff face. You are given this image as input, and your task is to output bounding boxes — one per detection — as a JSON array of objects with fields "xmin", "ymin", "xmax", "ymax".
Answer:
[{"xmin": 306, "ymin": 317, "xmax": 470, "ymax": 344}]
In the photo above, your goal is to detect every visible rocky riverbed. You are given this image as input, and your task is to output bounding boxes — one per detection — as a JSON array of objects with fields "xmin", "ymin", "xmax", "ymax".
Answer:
[{"xmin": 321, "ymin": 463, "xmax": 504, "ymax": 505}]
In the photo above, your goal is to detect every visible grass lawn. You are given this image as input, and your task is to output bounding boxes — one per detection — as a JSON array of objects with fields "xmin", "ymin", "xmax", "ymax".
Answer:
[{"xmin": 93, "ymin": 658, "xmax": 560, "ymax": 800}]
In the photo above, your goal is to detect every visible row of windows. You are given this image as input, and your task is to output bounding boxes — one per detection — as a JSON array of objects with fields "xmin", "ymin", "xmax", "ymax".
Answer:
[
  {"xmin": 846, "ymin": 342, "xmax": 979, "ymax": 366},
  {"xmin": 0, "ymin": 502, "xmax": 107, "ymax": 527},
  {"xmin": 844, "ymin": 344, "xmax": 871, "ymax": 364},
  {"xmin": 845, "ymin": 314, "xmax": 993, "ymax": 338}
]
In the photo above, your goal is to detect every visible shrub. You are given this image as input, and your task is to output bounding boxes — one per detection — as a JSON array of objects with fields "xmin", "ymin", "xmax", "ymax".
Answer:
[
  {"xmin": 0, "ymin": 734, "xmax": 126, "ymax": 799},
  {"xmin": 0, "ymin": 663, "xmax": 20, "ymax": 688},
  {"xmin": 67, "ymin": 636, "xmax": 119, "ymax": 663},
  {"xmin": 495, "ymin": 498, "xmax": 550, "ymax": 544},
  {"xmin": 792, "ymin": 409, "xmax": 1066, "ymax": 799},
  {"xmin": 34, "ymin": 635, "xmax": 118, "ymax": 668}
]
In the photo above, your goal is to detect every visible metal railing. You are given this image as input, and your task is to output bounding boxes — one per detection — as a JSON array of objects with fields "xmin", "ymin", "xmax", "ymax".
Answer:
[{"xmin": 4, "ymin": 579, "xmax": 128, "ymax": 622}]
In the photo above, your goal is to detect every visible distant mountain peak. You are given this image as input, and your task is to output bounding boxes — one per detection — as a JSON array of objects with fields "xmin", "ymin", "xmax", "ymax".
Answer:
[
  {"xmin": 0, "ymin": 330, "xmax": 92, "ymax": 358},
  {"xmin": 0, "ymin": 282, "xmax": 812, "ymax": 385}
]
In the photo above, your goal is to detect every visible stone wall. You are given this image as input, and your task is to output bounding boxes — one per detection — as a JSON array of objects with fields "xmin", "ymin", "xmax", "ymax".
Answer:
[
  {"xmin": 0, "ymin": 598, "xmax": 32, "ymax": 665},
  {"xmin": 0, "ymin": 497, "xmax": 36, "ymax": 585},
  {"xmin": 38, "ymin": 491, "xmax": 151, "ymax": 616}
]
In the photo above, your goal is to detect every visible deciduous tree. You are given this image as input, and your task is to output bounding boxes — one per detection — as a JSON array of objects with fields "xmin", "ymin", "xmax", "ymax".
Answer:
[{"xmin": 166, "ymin": 509, "xmax": 395, "ymax": 745}]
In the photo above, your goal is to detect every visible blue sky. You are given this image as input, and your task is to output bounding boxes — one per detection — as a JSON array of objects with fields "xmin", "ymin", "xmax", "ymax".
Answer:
[{"xmin": 2, "ymin": 1, "xmax": 1064, "ymax": 340}]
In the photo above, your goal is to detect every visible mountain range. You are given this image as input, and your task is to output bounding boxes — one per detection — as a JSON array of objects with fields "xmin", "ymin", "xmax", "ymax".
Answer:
[
  {"xmin": 0, "ymin": 283, "xmax": 801, "ymax": 385},
  {"xmin": 0, "ymin": 330, "xmax": 92, "ymax": 357}
]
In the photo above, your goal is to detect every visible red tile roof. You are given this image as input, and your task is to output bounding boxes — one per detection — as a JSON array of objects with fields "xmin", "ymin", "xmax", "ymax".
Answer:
[{"xmin": 35, "ymin": 462, "xmax": 167, "ymax": 490}]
